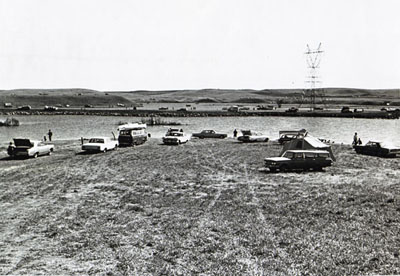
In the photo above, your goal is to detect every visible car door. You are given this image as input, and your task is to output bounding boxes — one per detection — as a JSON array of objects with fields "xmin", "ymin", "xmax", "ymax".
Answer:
[{"xmin": 292, "ymin": 152, "xmax": 305, "ymax": 169}]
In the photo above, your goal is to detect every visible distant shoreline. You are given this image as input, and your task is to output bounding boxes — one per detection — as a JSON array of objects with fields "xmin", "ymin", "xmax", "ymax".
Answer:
[{"xmin": 0, "ymin": 108, "xmax": 399, "ymax": 119}]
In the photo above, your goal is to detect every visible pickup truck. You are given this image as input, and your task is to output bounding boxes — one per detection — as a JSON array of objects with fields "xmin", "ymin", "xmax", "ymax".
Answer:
[{"xmin": 162, "ymin": 130, "xmax": 190, "ymax": 145}]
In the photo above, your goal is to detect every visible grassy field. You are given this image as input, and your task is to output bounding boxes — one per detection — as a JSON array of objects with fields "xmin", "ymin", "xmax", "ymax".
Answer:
[
  {"xmin": 0, "ymin": 89, "xmax": 133, "ymax": 108},
  {"xmin": 1, "ymin": 88, "xmax": 399, "ymax": 109},
  {"xmin": 1, "ymin": 138, "xmax": 400, "ymax": 275}
]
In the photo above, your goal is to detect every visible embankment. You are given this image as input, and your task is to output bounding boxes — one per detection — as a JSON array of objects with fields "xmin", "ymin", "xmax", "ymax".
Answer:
[{"xmin": 1, "ymin": 108, "xmax": 399, "ymax": 119}]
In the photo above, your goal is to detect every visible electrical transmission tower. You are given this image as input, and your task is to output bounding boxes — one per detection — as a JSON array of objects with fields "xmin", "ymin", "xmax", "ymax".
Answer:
[{"xmin": 301, "ymin": 43, "xmax": 325, "ymax": 110}]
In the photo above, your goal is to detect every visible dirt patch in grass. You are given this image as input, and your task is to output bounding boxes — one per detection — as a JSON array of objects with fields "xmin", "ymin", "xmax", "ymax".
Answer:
[{"xmin": 0, "ymin": 139, "xmax": 399, "ymax": 275}]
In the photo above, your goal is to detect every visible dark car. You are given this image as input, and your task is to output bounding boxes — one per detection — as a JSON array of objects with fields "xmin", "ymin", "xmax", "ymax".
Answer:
[
  {"xmin": 354, "ymin": 141, "xmax": 400, "ymax": 158},
  {"xmin": 264, "ymin": 150, "xmax": 333, "ymax": 172},
  {"xmin": 285, "ymin": 107, "xmax": 298, "ymax": 113},
  {"xmin": 341, "ymin": 106, "xmax": 352, "ymax": 113},
  {"xmin": 192, "ymin": 130, "xmax": 227, "ymax": 139}
]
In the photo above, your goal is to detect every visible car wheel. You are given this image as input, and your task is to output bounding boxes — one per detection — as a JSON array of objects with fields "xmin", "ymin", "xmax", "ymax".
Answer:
[
  {"xmin": 264, "ymin": 138, "xmax": 269, "ymax": 142},
  {"xmin": 103, "ymin": 148, "xmax": 107, "ymax": 153},
  {"xmin": 48, "ymin": 150, "xmax": 52, "ymax": 156},
  {"xmin": 33, "ymin": 152, "xmax": 38, "ymax": 158}
]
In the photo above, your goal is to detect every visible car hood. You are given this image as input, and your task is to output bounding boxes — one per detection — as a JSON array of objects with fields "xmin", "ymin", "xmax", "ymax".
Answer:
[{"xmin": 264, "ymin": 157, "xmax": 290, "ymax": 162}]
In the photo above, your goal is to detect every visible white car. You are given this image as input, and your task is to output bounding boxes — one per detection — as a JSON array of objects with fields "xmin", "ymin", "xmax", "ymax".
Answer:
[
  {"xmin": 9, "ymin": 138, "xmax": 54, "ymax": 158},
  {"xmin": 82, "ymin": 137, "xmax": 118, "ymax": 152},
  {"xmin": 162, "ymin": 130, "xmax": 190, "ymax": 145},
  {"xmin": 237, "ymin": 130, "xmax": 269, "ymax": 143}
]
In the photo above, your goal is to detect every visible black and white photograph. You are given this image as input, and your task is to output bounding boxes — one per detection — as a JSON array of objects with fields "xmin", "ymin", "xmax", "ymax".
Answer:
[{"xmin": 1, "ymin": 0, "xmax": 400, "ymax": 275}]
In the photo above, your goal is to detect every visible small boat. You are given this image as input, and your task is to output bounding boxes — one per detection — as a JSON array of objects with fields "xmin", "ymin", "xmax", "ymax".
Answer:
[{"xmin": 0, "ymin": 117, "xmax": 20, "ymax": 127}]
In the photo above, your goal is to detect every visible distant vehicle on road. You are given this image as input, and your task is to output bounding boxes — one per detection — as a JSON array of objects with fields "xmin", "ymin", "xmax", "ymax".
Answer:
[
  {"xmin": 44, "ymin": 106, "xmax": 58, "ymax": 111},
  {"xmin": 257, "ymin": 105, "xmax": 276, "ymax": 110},
  {"xmin": 117, "ymin": 103, "xmax": 125, "ymax": 107},
  {"xmin": 192, "ymin": 130, "xmax": 227, "ymax": 139},
  {"xmin": 117, "ymin": 123, "xmax": 147, "ymax": 146},
  {"xmin": 238, "ymin": 130, "xmax": 269, "ymax": 143},
  {"xmin": 4, "ymin": 103, "xmax": 12, "ymax": 107},
  {"xmin": 81, "ymin": 137, "xmax": 118, "ymax": 153},
  {"xmin": 228, "ymin": 106, "xmax": 239, "ymax": 112},
  {"xmin": 84, "ymin": 104, "xmax": 93, "ymax": 108},
  {"xmin": 17, "ymin": 105, "xmax": 31, "ymax": 110},
  {"xmin": 162, "ymin": 130, "xmax": 190, "ymax": 145},
  {"xmin": 341, "ymin": 106, "xmax": 352, "ymax": 113},
  {"xmin": 264, "ymin": 150, "xmax": 333, "ymax": 172},
  {"xmin": 9, "ymin": 138, "xmax": 54, "ymax": 158},
  {"xmin": 354, "ymin": 141, "xmax": 400, "ymax": 158},
  {"xmin": 285, "ymin": 107, "xmax": 298, "ymax": 113}
]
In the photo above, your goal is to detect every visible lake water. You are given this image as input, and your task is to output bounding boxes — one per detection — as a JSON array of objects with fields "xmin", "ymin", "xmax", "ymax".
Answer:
[{"xmin": 0, "ymin": 115, "xmax": 399, "ymax": 145}]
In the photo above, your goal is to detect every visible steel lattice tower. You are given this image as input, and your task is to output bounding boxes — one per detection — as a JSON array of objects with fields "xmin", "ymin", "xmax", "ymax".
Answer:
[{"xmin": 303, "ymin": 43, "xmax": 324, "ymax": 110}]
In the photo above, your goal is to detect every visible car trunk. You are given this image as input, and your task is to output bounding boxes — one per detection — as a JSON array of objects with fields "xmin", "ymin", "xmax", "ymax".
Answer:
[{"xmin": 13, "ymin": 139, "xmax": 33, "ymax": 148}]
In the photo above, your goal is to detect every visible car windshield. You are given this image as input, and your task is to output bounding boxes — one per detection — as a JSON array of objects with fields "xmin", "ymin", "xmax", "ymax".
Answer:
[
  {"xmin": 89, "ymin": 138, "xmax": 104, "ymax": 143},
  {"xmin": 283, "ymin": 152, "xmax": 295, "ymax": 159},
  {"xmin": 169, "ymin": 132, "xmax": 183, "ymax": 136}
]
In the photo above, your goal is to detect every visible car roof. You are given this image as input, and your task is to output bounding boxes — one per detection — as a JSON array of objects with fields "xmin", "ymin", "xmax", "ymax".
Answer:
[{"xmin": 284, "ymin": 150, "xmax": 330, "ymax": 154}]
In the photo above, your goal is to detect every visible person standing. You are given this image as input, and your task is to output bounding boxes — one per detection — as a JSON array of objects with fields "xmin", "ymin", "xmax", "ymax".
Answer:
[
  {"xmin": 7, "ymin": 142, "xmax": 15, "ymax": 156},
  {"xmin": 233, "ymin": 129, "xmax": 238, "ymax": 138},
  {"xmin": 48, "ymin": 129, "xmax": 53, "ymax": 141},
  {"xmin": 353, "ymin": 132, "xmax": 358, "ymax": 146}
]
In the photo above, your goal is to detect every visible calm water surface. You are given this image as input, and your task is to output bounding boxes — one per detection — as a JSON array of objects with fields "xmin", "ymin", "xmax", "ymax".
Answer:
[{"xmin": 0, "ymin": 115, "xmax": 399, "ymax": 145}]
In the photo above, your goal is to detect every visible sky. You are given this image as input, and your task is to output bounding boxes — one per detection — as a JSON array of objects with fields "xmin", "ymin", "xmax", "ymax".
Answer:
[{"xmin": 0, "ymin": 0, "xmax": 399, "ymax": 91}]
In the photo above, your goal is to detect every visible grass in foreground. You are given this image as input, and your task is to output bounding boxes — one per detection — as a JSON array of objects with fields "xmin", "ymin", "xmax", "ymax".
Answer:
[{"xmin": 0, "ymin": 139, "xmax": 400, "ymax": 275}]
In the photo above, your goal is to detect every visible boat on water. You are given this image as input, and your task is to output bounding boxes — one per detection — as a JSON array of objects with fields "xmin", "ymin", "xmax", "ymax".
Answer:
[{"xmin": 0, "ymin": 117, "xmax": 20, "ymax": 126}]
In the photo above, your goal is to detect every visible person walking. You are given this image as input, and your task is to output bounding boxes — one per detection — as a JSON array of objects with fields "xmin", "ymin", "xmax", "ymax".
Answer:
[
  {"xmin": 233, "ymin": 129, "xmax": 238, "ymax": 138},
  {"xmin": 48, "ymin": 129, "xmax": 53, "ymax": 141}
]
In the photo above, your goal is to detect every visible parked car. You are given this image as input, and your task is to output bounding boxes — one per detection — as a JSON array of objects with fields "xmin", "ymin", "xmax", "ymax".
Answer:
[
  {"xmin": 17, "ymin": 105, "xmax": 32, "ymax": 110},
  {"xmin": 117, "ymin": 123, "xmax": 148, "ymax": 146},
  {"xmin": 285, "ymin": 107, "xmax": 298, "ymax": 113},
  {"xmin": 162, "ymin": 130, "xmax": 190, "ymax": 145},
  {"xmin": 44, "ymin": 105, "xmax": 58, "ymax": 111},
  {"xmin": 341, "ymin": 106, "xmax": 352, "ymax": 113},
  {"xmin": 192, "ymin": 130, "xmax": 227, "ymax": 139},
  {"xmin": 264, "ymin": 150, "xmax": 333, "ymax": 172},
  {"xmin": 84, "ymin": 104, "xmax": 93, "ymax": 108},
  {"xmin": 354, "ymin": 141, "xmax": 400, "ymax": 158},
  {"xmin": 81, "ymin": 137, "xmax": 118, "ymax": 152},
  {"xmin": 278, "ymin": 129, "xmax": 307, "ymax": 144},
  {"xmin": 8, "ymin": 138, "xmax": 54, "ymax": 158},
  {"xmin": 237, "ymin": 130, "xmax": 269, "ymax": 143}
]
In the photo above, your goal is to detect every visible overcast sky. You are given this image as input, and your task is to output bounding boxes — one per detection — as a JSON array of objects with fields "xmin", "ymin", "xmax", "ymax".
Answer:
[{"xmin": 0, "ymin": 0, "xmax": 399, "ymax": 91}]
